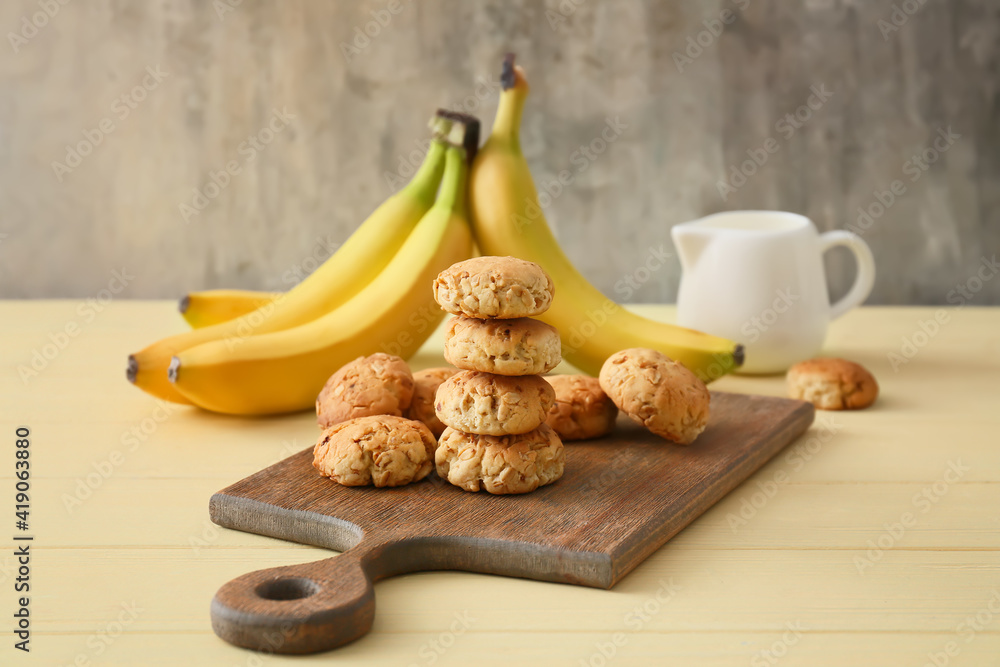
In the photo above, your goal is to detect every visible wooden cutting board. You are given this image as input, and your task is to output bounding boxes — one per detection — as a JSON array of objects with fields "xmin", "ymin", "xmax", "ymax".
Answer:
[{"xmin": 209, "ymin": 391, "xmax": 814, "ymax": 654}]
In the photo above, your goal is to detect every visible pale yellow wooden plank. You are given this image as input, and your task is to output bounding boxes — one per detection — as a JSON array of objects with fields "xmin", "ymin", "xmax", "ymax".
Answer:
[
  {"xmin": 3, "ymin": 396, "xmax": 999, "ymax": 483},
  {"xmin": 9, "ymin": 548, "xmax": 999, "ymax": 636},
  {"xmin": 4, "ymin": 402, "xmax": 999, "ymax": 488},
  {"xmin": 12, "ymin": 474, "xmax": 998, "ymax": 550},
  {"xmin": 6, "ymin": 304, "xmax": 1000, "ymax": 430},
  {"xmin": 761, "ymin": 418, "xmax": 1000, "ymax": 483},
  {"xmin": 2, "ymin": 410, "xmax": 998, "ymax": 484},
  {"xmin": 21, "ymin": 631, "xmax": 1000, "ymax": 667},
  {"xmin": 684, "ymin": 480, "xmax": 1000, "ymax": 550},
  {"xmin": 3, "ymin": 304, "xmax": 998, "ymax": 484}
]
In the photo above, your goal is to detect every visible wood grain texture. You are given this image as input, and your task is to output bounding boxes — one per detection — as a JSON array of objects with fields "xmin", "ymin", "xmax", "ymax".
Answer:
[
  {"xmin": 18, "ymin": 631, "xmax": 1000, "ymax": 667},
  {"xmin": 209, "ymin": 392, "xmax": 813, "ymax": 653},
  {"xmin": 0, "ymin": 1, "xmax": 997, "ymax": 304}
]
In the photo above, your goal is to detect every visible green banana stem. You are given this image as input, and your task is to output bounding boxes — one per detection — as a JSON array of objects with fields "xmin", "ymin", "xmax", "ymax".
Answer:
[
  {"xmin": 434, "ymin": 109, "xmax": 481, "ymax": 163},
  {"xmin": 428, "ymin": 114, "xmax": 454, "ymax": 140},
  {"xmin": 402, "ymin": 139, "xmax": 447, "ymax": 207},
  {"xmin": 435, "ymin": 146, "xmax": 469, "ymax": 215}
]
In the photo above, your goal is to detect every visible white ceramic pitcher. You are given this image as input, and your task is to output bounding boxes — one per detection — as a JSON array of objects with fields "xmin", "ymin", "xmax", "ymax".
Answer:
[{"xmin": 671, "ymin": 211, "xmax": 875, "ymax": 374}]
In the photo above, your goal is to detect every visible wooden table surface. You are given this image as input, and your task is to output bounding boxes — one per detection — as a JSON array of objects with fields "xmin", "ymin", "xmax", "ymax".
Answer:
[{"xmin": 2, "ymin": 302, "xmax": 998, "ymax": 666}]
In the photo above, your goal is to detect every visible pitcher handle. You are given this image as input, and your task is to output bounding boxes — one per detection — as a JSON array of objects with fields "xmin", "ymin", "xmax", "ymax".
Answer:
[{"xmin": 819, "ymin": 230, "xmax": 876, "ymax": 321}]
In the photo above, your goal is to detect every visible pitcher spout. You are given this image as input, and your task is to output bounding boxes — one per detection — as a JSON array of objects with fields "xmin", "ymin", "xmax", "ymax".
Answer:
[{"xmin": 670, "ymin": 223, "xmax": 713, "ymax": 273}]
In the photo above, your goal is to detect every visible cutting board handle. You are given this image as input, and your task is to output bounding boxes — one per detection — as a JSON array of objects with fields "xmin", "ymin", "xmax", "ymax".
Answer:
[{"xmin": 211, "ymin": 539, "xmax": 378, "ymax": 654}]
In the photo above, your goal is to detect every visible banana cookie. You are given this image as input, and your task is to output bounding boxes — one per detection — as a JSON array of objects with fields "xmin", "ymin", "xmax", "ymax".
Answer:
[
  {"xmin": 544, "ymin": 375, "xmax": 618, "ymax": 441},
  {"xmin": 787, "ymin": 357, "xmax": 878, "ymax": 410},
  {"xmin": 316, "ymin": 353, "xmax": 414, "ymax": 428},
  {"xmin": 599, "ymin": 348, "xmax": 710, "ymax": 445},
  {"xmin": 433, "ymin": 256, "xmax": 554, "ymax": 319},
  {"xmin": 444, "ymin": 316, "xmax": 561, "ymax": 376},
  {"xmin": 313, "ymin": 415, "xmax": 436, "ymax": 487},
  {"xmin": 405, "ymin": 367, "xmax": 458, "ymax": 437},
  {"xmin": 435, "ymin": 424, "xmax": 565, "ymax": 494},
  {"xmin": 434, "ymin": 370, "xmax": 555, "ymax": 436}
]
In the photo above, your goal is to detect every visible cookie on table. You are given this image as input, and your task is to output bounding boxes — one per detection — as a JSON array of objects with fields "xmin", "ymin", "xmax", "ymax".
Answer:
[
  {"xmin": 787, "ymin": 357, "xmax": 878, "ymax": 410},
  {"xmin": 433, "ymin": 256, "xmax": 554, "ymax": 319},
  {"xmin": 405, "ymin": 367, "xmax": 458, "ymax": 437},
  {"xmin": 435, "ymin": 424, "xmax": 565, "ymax": 494},
  {"xmin": 316, "ymin": 353, "xmax": 413, "ymax": 428},
  {"xmin": 444, "ymin": 316, "xmax": 561, "ymax": 376},
  {"xmin": 435, "ymin": 370, "xmax": 555, "ymax": 436},
  {"xmin": 544, "ymin": 374, "xmax": 618, "ymax": 441},
  {"xmin": 599, "ymin": 348, "xmax": 710, "ymax": 445},
  {"xmin": 313, "ymin": 415, "xmax": 435, "ymax": 487}
]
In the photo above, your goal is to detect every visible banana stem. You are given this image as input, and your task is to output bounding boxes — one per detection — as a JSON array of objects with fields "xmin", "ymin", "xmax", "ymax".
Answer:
[
  {"xmin": 435, "ymin": 146, "xmax": 468, "ymax": 214},
  {"xmin": 428, "ymin": 114, "xmax": 454, "ymax": 139},
  {"xmin": 492, "ymin": 56, "xmax": 527, "ymax": 146},
  {"xmin": 402, "ymin": 139, "xmax": 447, "ymax": 205},
  {"xmin": 434, "ymin": 109, "xmax": 481, "ymax": 163},
  {"xmin": 501, "ymin": 52, "xmax": 517, "ymax": 90}
]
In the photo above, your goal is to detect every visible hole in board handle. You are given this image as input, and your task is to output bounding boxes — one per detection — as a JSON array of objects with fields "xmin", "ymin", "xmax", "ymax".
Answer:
[{"xmin": 255, "ymin": 577, "xmax": 319, "ymax": 601}]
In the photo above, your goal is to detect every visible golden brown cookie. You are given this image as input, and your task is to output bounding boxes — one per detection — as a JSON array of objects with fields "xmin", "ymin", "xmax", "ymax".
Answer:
[
  {"xmin": 787, "ymin": 357, "xmax": 879, "ymax": 410},
  {"xmin": 435, "ymin": 424, "xmax": 565, "ymax": 494},
  {"xmin": 433, "ymin": 256, "xmax": 554, "ymax": 319},
  {"xmin": 405, "ymin": 367, "xmax": 458, "ymax": 437},
  {"xmin": 435, "ymin": 370, "xmax": 555, "ymax": 436},
  {"xmin": 599, "ymin": 348, "xmax": 710, "ymax": 445},
  {"xmin": 316, "ymin": 353, "xmax": 414, "ymax": 428},
  {"xmin": 443, "ymin": 316, "xmax": 561, "ymax": 376},
  {"xmin": 313, "ymin": 415, "xmax": 435, "ymax": 487},
  {"xmin": 544, "ymin": 374, "xmax": 618, "ymax": 441}
]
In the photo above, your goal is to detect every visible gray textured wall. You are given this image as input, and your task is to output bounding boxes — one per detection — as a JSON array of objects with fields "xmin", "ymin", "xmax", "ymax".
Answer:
[{"xmin": 1, "ymin": 0, "xmax": 997, "ymax": 304}]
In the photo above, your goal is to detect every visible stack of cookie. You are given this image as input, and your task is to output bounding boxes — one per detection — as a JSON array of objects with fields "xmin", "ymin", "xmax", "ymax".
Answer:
[{"xmin": 431, "ymin": 256, "xmax": 565, "ymax": 495}]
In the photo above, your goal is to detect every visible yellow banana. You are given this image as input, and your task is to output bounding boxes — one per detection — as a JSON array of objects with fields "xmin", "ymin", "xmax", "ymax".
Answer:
[
  {"xmin": 128, "ymin": 119, "xmax": 455, "ymax": 403},
  {"xmin": 179, "ymin": 289, "xmax": 280, "ymax": 328},
  {"xmin": 168, "ymin": 142, "xmax": 475, "ymax": 415},
  {"xmin": 469, "ymin": 55, "xmax": 743, "ymax": 380}
]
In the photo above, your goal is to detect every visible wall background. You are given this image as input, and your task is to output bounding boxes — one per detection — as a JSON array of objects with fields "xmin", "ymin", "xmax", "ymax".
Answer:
[{"xmin": 1, "ymin": 0, "xmax": 997, "ymax": 304}]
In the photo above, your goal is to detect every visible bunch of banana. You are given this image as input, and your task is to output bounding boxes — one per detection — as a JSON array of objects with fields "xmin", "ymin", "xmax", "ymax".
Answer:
[
  {"xmin": 468, "ymin": 55, "xmax": 743, "ymax": 381},
  {"xmin": 127, "ymin": 112, "xmax": 478, "ymax": 413},
  {"xmin": 130, "ymin": 57, "xmax": 740, "ymax": 416}
]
